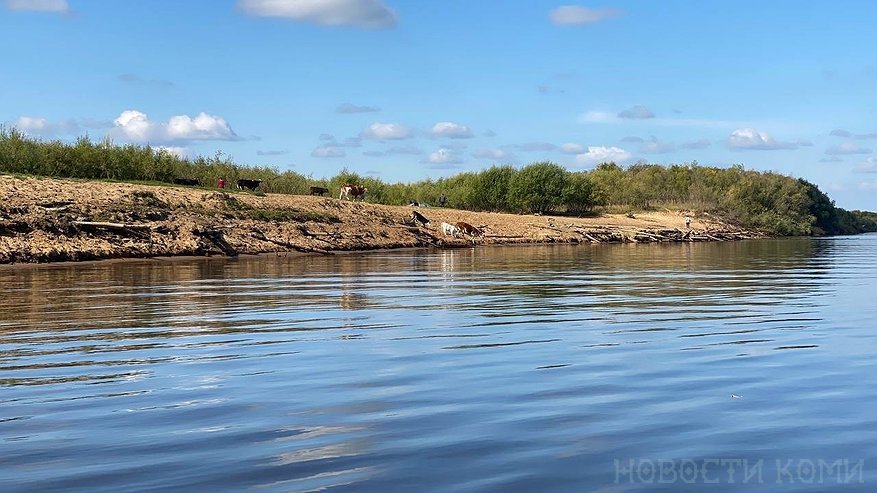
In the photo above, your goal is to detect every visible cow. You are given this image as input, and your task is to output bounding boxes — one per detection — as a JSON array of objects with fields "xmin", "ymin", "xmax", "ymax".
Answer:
[
  {"xmin": 173, "ymin": 178, "xmax": 200, "ymax": 186},
  {"xmin": 237, "ymin": 179, "xmax": 262, "ymax": 191},
  {"xmin": 310, "ymin": 186, "xmax": 330, "ymax": 196},
  {"xmin": 411, "ymin": 210, "xmax": 430, "ymax": 226},
  {"xmin": 440, "ymin": 222, "xmax": 461, "ymax": 237},
  {"xmin": 340, "ymin": 183, "xmax": 367, "ymax": 201},
  {"xmin": 455, "ymin": 221, "xmax": 484, "ymax": 238}
]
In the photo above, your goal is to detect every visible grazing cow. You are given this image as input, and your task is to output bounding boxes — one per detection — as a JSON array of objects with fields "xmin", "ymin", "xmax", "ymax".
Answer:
[
  {"xmin": 455, "ymin": 221, "xmax": 484, "ymax": 238},
  {"xmin": 339, "ymin": 183, "xmax": 368, "ymax": 201},
  {"xmin": 440, "ymin": 222, "xmax": 461, "ymax": 237},
  {"xmin": 310, "ymin": 186, "xmax": 330, "ymax": 196},
  {"xmin": 237, "ymin": 179, "xmax": 262, "ymax": 191},
  {"xmin": 173, "ymin": 178, "xmax": 200, "ymax": 186},
  {"xmin": 411, "ymin": 210, "xmax": 430, "ymax": 226}
]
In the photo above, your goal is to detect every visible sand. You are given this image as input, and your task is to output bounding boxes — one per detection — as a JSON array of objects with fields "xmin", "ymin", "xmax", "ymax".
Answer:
[{"xmin": 0, "ymin": 175, "xmax": 759, "ymax": 264}]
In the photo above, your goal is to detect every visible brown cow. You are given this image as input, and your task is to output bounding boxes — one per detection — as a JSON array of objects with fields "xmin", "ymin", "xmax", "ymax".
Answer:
[
  {"xmin": 455, "ymin": 221, "xmax": 484, "ymax": 238},
  {"xmin": 339, "ymin": 183, "xmax": 368, "ymax": 201}
]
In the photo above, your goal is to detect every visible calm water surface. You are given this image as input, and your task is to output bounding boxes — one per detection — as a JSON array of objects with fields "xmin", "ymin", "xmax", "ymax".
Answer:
[{"xmin": 1, "ymin": 238, "xmax": 876, "ymax": 492}]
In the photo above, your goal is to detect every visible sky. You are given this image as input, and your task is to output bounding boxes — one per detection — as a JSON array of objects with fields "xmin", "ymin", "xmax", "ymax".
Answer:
[{"xmin": 2, "ymin": 0, "xmax": 877, "ymax": 210}]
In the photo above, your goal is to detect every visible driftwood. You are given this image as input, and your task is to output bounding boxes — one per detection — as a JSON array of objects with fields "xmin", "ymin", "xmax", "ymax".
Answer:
[
  {"xmin": 73, "ymin": 221, "xmax": 149, "ymax": 231},
  {"xmin": 194, "ymin": 227, "xmax": 238, "ymax": 256},
  {"xmin": 251, "ymin": 230, "xmax": 333, "ymax": 255}
]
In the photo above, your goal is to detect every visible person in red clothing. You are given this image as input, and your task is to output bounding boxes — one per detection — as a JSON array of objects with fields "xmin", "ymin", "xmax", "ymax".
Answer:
[{"xmin": 218, "ymin": 177, "xmax": 226, "ymax": 189}]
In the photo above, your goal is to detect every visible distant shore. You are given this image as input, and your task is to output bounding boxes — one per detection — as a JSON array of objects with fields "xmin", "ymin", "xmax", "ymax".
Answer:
[{"xmin": 0, "ymin": 175, "xmax": 764, "ymax": 264}]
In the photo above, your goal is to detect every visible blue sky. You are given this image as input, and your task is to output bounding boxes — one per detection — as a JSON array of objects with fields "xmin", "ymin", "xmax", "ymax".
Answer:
[{"xmin": 3, "ymin": 0, "xmax": 877, "ymax": 209}]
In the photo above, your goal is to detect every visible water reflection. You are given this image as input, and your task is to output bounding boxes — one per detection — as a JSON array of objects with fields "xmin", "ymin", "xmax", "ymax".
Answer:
[{"xmin": 1, "ymin": 237, "xmax": 876, "ymax": 492}]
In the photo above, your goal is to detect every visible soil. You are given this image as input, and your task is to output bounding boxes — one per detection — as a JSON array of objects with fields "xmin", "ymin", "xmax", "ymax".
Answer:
[{"xmin": 0, "ymin": 175, "xmax": 762, "ymax": 264}]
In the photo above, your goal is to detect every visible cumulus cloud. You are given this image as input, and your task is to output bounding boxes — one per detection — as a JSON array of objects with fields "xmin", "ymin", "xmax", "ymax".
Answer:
[
  {"xmin": 618, "ymin": 105, "xmax": 655, "ymax": 119},
  {"xmin": 238, "ymin": 0, "xmax": 397, "ymax": 29},
  {"xmin": 680, "ymin": 139, "xmax": 711, "ymax": 150},
  {"xmin": 337, "ymin": 102, "xmax": 380, "ymax": 114},
  {"xmin": 575, "ymin": 146, "xmax": 631, "ymax": 166},
  {"xmin": 638, "ymin": 137, "xmax": 675, "ymax": 154},
  {"xmin": 727, "ymin": 128, "xmax": 798, "ymax": 150},
  {"xmin": 11, "ymin": 116, "xmax": 79, "ymax": 136},
  {"xmin": 5, "ymin": 0, "xmax": 69, "ymax": 13},
  {"xmin": 826, "ymin": 142, "xmax": 872, "ymax": 155},
  {"xmin": 109, "ymin": 110, "xmax": 238, "ymax": 144},
  {"xmin": 423, "ymin": 147, "xmax": 463, "ymax": 166},
  {"xmin": 830, "ymin": 129, "xmax": 852, "ymax": 138},
  {"xmin": 311, "ymin": 145, "xmax": 345, "ymax": 158},
  {"xmin": 549, "ymin": 6, "xmax": 622, "ymax": 26},
  {"xmin": 559, "ymin": 143, "xmax": 585, "ymax": 154},
  {"xmin": 360, "ymin": 122, "xmax": 413, "ymax": 140},
  {"xmin": 155, "ymin": 146, "xmax": 187, "ymax": 158},
  {"xmin": 430, "ymin": 121, "xmax": 473, "ymax": 139}
]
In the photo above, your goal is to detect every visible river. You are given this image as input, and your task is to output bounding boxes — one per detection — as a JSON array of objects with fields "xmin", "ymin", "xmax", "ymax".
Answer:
[{"xmin": 1, "ymin": 238, "xmax": 875, "ymax": 492}]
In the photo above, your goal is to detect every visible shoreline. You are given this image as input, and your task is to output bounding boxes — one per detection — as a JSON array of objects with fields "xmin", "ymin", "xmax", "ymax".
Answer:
[{"xmin": 0, "ymin": 175, "xmax": 765, "ymax": 265}]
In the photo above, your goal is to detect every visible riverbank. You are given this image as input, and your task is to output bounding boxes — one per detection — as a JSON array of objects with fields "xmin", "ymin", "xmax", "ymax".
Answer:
[{"xmin": 0, "ymin": 175, "xmax": 764, "ymax": 264}]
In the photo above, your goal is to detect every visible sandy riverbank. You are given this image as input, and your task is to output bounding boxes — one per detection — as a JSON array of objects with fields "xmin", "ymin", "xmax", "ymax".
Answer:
[{"xmin": 0, "ymin": 175, "xmax": 763, "ymax": 264}]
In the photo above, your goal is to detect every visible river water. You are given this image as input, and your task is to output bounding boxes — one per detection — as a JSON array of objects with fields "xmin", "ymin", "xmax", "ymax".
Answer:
[{"xmin": 1, "ymin": 238, "xmax": 875, "ymax": 492}]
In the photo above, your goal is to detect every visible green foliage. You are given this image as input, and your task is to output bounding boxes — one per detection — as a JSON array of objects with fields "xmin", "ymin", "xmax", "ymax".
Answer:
[
  {"xmin": 563, "ymin": 171, "xmax": 605, "ymax": 214},
  {"xmin": 3, "ymin": 129, "xmax": 875, "ymax": 236},
  {"xmin": 468, "ymin": 165, "xmax": 516, "ymax": 211},
  {"xmin": 507, "ymin": 162, "xmax": 566, "ymax": 213}
]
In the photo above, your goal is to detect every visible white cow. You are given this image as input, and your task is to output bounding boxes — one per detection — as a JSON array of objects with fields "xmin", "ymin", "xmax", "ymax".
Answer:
[{"xmin": 440, "ymin": 222, "xmax": 461, "ymax": 237}]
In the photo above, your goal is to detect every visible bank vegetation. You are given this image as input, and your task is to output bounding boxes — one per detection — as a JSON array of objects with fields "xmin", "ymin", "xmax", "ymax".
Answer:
[{"xmin": 2, "ymin": 129, "xmax": 876, "ymax": 237}]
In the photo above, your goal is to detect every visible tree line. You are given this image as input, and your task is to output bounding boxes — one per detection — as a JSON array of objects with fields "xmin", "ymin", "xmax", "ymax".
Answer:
[{"xmin": 2, "ymin": 129, "xmax": 876, "ymax": 236}]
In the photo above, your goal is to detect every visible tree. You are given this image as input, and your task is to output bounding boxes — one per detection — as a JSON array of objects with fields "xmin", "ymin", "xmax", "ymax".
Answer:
[{"xmin": 507, "ymin": 162, "xmax": 566, "ymax": 213}]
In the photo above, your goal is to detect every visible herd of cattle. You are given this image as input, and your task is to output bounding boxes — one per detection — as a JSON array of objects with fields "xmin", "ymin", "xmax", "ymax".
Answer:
[{"xmin": 172, "ymin": 178, "xmax": 479, "ymax": 240}]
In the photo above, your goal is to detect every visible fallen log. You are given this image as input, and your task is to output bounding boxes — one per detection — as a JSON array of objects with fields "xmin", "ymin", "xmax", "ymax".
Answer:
[
  {"xmin": 251, "ymin": 230, "xmax": 332, "ymax": 255},
  {"xmin": 73, "ymin": 221, "xmax": 150, "ymax": 231}
]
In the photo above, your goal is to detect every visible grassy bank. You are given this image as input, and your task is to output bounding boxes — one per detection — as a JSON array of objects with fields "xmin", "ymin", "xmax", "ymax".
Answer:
[{"xmin": 3, "ymin": 128, "xmax": 876, "ymax": 236}]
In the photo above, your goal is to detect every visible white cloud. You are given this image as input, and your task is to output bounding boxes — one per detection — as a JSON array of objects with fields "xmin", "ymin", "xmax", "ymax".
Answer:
[
  {"xmin": 727, "ymin": 128, "xmax": 797, "ymax": 150},
  {"xmin": 337, "ymin": 102, "xmax": 380, "ymax": 113},
  {"xmin": 11, "ymin": 116, "xmax": 79, "ymax": 136},
  {"xmin": 360, "ymin": 122, "xmax": 413, "ymax": 140},
  {"xmin": 109, "ymin": 110, "xmax": 238, "ymax": 144},
  {"xmin": 238, "ymin": 0, "xmax": 397, "ymax": 29},
  {"xmin": 826, "ymin": 142, "xmax": 872, "ymax": 155},
  {"xmin": 155, "ymin": 146, "xmax": 187, "ymax": 158},
  {"xmin": 5, "ymin": 0, "xmax": 69, "ymax": 13},
  {"xmin": 430, "ymin": 121, "xmax": 473, "ymax": 139},
  {"xmin": 424, "ymin": 147, "xmax": 463, "ymax": 165},
  {"xmin": 385, "ymin": 145, "xmax": 423, "ymax": 155},
  {"xmin": 830, "ymin": 129, "xmax": 852, "ymax": 138},
  {"xmin": 549, "ymin": 6, "xmax": 622, "ymax": 26},
  {"xmin": 858, "ymin": 181, "xmax": 877, "ymax": 190},
  {"xmin": 618, "ymin": 105, "xmax": 655, "ymax": 119},
  {"xmin": 472, "ymin": 148, "xmax": 511, "ymax": 160},
  {"xmin": 579, "ymin": 110, "xmax": 616, "ymax": 123},
  {"xmin": 575, "ymin": 146, "xmax": 631, "ymax": 166},
  {"xmin": 559, "ymin": 143, "xmax": 585, "ymax": 154},
  {"xmin": 854, "ymin": 157, "xmax": 877, "ymax": 173},
  {"xmin": 639, "ymin": 137, "xmax": 675, "ymax": 154},
  {"xmin": 680, "ymin": 138, "xmax": 711, "ymax": 150},
  {"xmin": 506, "ymin": 142, "xmax": 557, "ymax": 152},
  {"xmin": 311, "ymin": 145, "xmax": 345, "ymax": 158}
]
